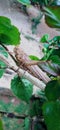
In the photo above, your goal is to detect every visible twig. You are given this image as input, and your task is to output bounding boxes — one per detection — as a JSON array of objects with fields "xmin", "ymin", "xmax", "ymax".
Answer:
[{"xmin": 0, "ymin": 111, "xmax": 27, "ymax": 119}]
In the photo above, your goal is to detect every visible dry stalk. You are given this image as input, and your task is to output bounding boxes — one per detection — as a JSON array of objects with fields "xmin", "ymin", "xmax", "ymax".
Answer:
[
  {"xmin": 14, "ymin": 46, "xmax": 50, "ymax": 84},
  {"xmin": 0, "ymin": 54, "xmax": 45, "ymax": 90}
]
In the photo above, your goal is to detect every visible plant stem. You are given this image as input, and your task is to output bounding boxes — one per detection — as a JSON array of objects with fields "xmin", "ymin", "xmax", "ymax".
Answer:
[{"xmin": 0, "ymin": 111, "xmax": 27, "ymax": 119}]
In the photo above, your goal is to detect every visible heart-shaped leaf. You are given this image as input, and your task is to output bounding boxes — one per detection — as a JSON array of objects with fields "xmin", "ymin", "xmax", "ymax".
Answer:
[{"xmin": 11, "ymin": 75, "xmax": 33, "ymax": 103}]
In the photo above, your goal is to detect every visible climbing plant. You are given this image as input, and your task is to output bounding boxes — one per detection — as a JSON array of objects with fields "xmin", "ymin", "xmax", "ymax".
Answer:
[{"xmin": 0, "ymin": 4, "xmax": 60, "ymax": 130}]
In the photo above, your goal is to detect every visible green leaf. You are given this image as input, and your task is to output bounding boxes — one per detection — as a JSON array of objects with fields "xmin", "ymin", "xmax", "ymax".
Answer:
[
  {"xmin": 24, "ymin": 117, "xmax": 30, "ymax": 130},
  {"xmin": 0, "ymin": 16, "xmax": 20, "ymax": 45},
  {"xmin": 49, "ymin": 36, "xmax": 60, "ymax": 47},
  {"xmin": 0, "ymin": 60, "xmax": 7, "ymax": 67},
  {"xmin": 45, "ymin": 80, "xmax": 60, "ymax": 101},
  {"xmin": 29, "ymin": 99, "xmax": 44, "ymax": 117},
  {"xmin": 17, "ymin": 0, "xmax": 30, "ymax": 5},
  {"xmin": 0, "ymin": 60, "xmax": 7, "ymax": 78},
  {"xmin": 11, "ymin": 76, "xmax": 33, "ymax": 103},
  {"xmin": 0, "ymin": 46, "xmax": 8, "ymax": 57},
  {"xmin": 40, "ymin": 34, "xmax": 49, "ymax": 43},
  {"xmin": 29, "ymin": 55, "xmax": 40, "ymax": 61},
  {"xmin": 52, "ymin": 48, "xmax": 60, "ymax": 57},
  {"xmin": 0, "ymin": 69, "xmax": 5, "ymax": 78},
  {"xmin": 42, "ymin": 101, "xmax": 60, "ymax": 130},
  {"xmin": 0, "ymin": 119, "xmax": 4, "ymax": 130},
  {"xmin": 44, "ymin": 7, "xmax": 60, "ymax": 28},
  {"xmin": 50, "ymin": 0, "xmax": 60, "ymax": 6},
  {"xmin": 50, "ymin": 55, "xmax": 60, "ymax": 65}
]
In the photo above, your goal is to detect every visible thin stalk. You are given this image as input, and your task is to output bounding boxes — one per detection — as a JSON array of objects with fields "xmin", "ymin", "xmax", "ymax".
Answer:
[{"xmin": 0, "ymin": 111, "xmax": 27, "ymax": 119}]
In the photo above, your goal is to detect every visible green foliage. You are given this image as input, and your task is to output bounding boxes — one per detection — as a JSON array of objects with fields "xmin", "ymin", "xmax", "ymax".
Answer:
[
  {"xmin": 18, "ymin": 0, "xmax": 59, "ymax": 6},
  {"xmin": 0, "ymin": 4, "xmax": 60, "ymax": 130},
  {"xmin": 17, "ymin": 0, "xmax": 30, "ymax": 5},
  {"xmin": 0, "ymin": 119, "xmax": 4, "ymax": 130},
  {"xmin": 50, "ymin": 55, "xmax": 60, "ymax": 65},
  {"xmin": 40, "ymin": 34, "xmax": 49, "ymax": 43},
  {"xmin": 44, "ymin": 7, "xmax": 60, "ymax": 28},
  {"xmin": 29, "ymin": 55, "xmax": 40, "ymax": 60},
  {"xmin": 15, "ymin": 102, "xmax": 29, "ymax": 115},
  {"xmin": 0, "ymin": 16, "xmax": 20, "ymax": 45},
  {"xmin": 0, "ymin": 69, "xmax": 5, "ymax": 78},
  {"xmin": 38, "ymin": 34, "xmax": 60, "ymax": 76},
  {"xmin": 0, "ymin": 60, "xmax": 7, "ymax": 78},
  {"xmin": 0, "ymin": 100, "xmax": 25, "ymax": 130},
  {"xmin": 29, "ymin": 97, "xmax": 46, "ymax": 117},
  {"xmin": 0, "ymin": 46, "xmax": 8, "ymax": 58},
  {"xmin": 31, "ymin": 0, "xmax": 52, "ymax": 6},
  {"xmin": 43, "ymin": 101, "xmax": 60, "ymax": 130},
  {"xmin": 24, "ymin": 117, "xmax": 30, "ymax": 130},
  {"xmin": 45, "ymin": 79, "xmax": 60, "ymax": 101},
  {"xmin": 11, "ymin": 75, "xmax": 33, "ymax": 103},
  {"xmin": 50, "ymin": 0, "xmax": 60, "ymax": 5}
]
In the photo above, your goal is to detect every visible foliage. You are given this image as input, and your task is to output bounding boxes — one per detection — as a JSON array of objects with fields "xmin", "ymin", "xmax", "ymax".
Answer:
[
  {"xmin": 0, "ymin": 16, "xmax": 20, "ymax": 45},
  {"xmin": 0, "ymin": 60, "xmax": 7, "ymax": 78},
  {"xmin": 0, "ymin": 46, "xmax": 8, "ymax": 58},
  {"xmin": 44, "ymin": 7, "xmax": 60, "ymax": 28},
  {"xmin": 43, "ymin": 101, "xmax": 60, "ymax": 130},
  {"xmin": 45, "ymin": 79, "xmax": 60, "ymax": 101},
  {"xmin": 29, "ymin": 55, "xmax": 40, "ymax": 60},
  {"xmin": 0, "ymin": 100, "xmax": 27, "ymax": 130},
  {"xmin": 17, "ymin": 0, "xmax": 30, "ymax": 5},
  {"xmin": 0, "ymin": 119, "xmax": 4, "ymax": 130},
  {"xmin": 11, "ymin": 75, "xmax": 33, "ymax": 103},
  {"xmin": 17, "ymin": 0, "xmax": 60, "ymax": 6},
  {"xmin": 38, "ymin": 34, "xmax": 60, "ymax": 77},
  {"xmin": 0, "ymin": 2, "xmax": 60, "ymax": 130}
]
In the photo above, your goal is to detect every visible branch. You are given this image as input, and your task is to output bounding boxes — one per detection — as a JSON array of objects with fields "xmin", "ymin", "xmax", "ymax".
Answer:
[
  {"xmin": 0, "ymin": 111, "xmax": 27, "ymax": 119},
  {"xmin": 0, "ymin": 54, "xmax": 46, "ymax": 90},
  {"xmin": 0, "ymin": 44, "xmax": 50, "ymax": 84}
]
